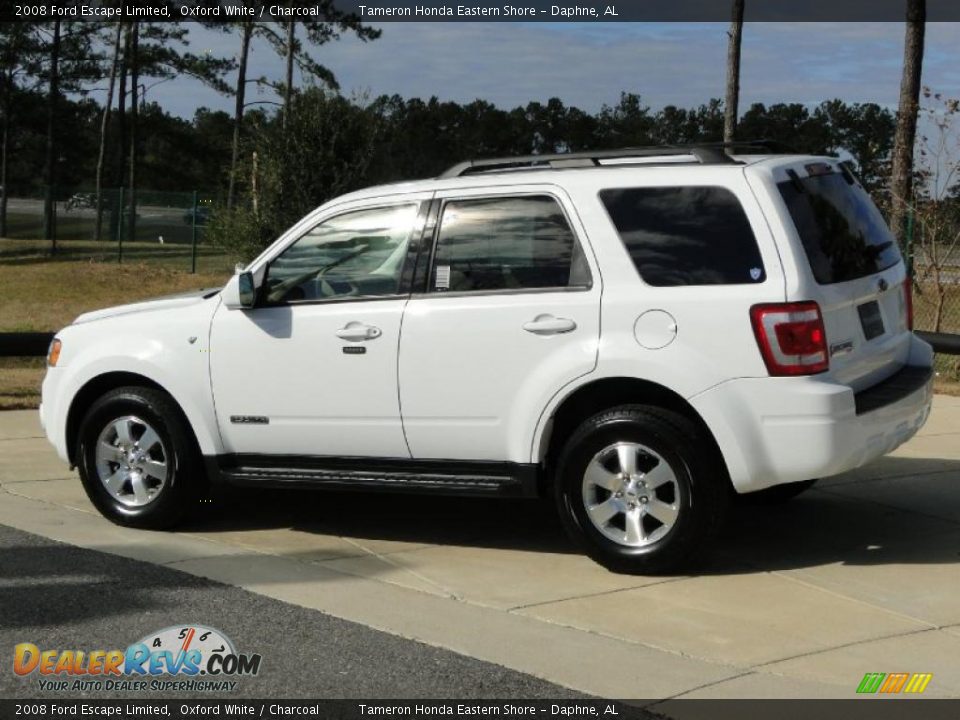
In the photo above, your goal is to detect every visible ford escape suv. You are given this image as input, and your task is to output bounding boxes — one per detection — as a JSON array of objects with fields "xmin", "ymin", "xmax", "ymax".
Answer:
[{"xmin": 39, "ymin": 145, "xmax": 934, "ymax": 572}]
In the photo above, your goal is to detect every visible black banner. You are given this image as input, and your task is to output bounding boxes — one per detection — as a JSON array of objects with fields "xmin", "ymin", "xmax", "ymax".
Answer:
[
  {"xmin": 3, "ymin": 700, "xmax": 960, "ymax": 720},
  {"xmin": 2, "ymin": 0, "xmax": 960, "ymax": 23}
]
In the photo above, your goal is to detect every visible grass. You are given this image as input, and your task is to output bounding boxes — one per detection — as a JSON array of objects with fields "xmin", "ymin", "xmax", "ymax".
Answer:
[
  {"xmin": 0, "ymin": 358, "xmax": 45, "ymax": 410},
  {"xmin": 0, "ymin": 240, "xmax": 230, "ymax": 332},
  {"xmin": 1, "ymin": 242, "xmax": 232, "ymax": 409},
  {"xmin": 0, "ymin": 237, "xmax": 235, "ymax": 276},
  {"xmin": 912, "ymin": 280, "xmax": 960, "ymax": 335}
]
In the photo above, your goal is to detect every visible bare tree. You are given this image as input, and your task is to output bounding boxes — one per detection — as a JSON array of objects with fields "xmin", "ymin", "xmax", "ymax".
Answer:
[
  {"xmin": 226, "ymin": 9, "xmax": 380, "ymax": 208},
  {"xmin": 723, "ymin": 0, "xmax": 745, "ymax": 144},
  {"xmin": 94, "ymin": 23, "xmax": 123, "ymax": 242},
  {"xmin": 128, "ymin": 21, "xmax": 139, "ymax": 244},
  {"xmin": 283, "ymin": 21, "xmax": 295, "ymax": 130},
  {"xmin": 0, "ymin": 23, "xmax": 42, "ymax": 238},
  {"xmin": 228, "ymin": 23, "xmax": 253, "ymax": 210},
  {"xmin": 912, "ymin": 89, "xmax": 960, "ymax": 334},
  {"xmin": 41, "ymin": 20, "xmax": 61, "ymax": 249},
  {"xmin": 889, "ymin": 0, "xmax": 926, "ymax": 245}
]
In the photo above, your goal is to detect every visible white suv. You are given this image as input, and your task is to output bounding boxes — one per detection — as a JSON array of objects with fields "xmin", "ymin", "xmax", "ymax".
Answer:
[{"xmin": 39, "ymin": 146, "xmax": 934, "ymax": 572}]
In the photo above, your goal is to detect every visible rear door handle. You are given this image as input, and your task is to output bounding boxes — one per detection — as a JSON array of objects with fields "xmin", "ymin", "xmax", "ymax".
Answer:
[
  {"xmin": 522, "ymin": 314, "xmax": 577, "ymax": 336},
  {"xmin": 336, "ymin": 322, "xmax": 382, "ymax": 342}
]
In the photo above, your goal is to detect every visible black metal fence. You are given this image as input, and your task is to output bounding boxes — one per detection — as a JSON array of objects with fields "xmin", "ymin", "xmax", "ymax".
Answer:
[{"xmin": 1, "ymin": 187, "xmax": 229, "ymax": 274}]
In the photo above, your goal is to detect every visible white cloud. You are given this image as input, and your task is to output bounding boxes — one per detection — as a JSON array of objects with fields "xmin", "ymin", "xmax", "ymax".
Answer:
[{"xmin": 144, "ymin": 21, "xmax": 960, "ymax": 120}]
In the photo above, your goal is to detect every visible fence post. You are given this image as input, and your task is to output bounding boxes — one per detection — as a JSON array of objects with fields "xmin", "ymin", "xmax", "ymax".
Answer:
[
  {"xmin": 52, "ymin": 184, "xmax": 57, "ymax": 250},
  {"xmin": 191, "ymin": 190, "xmax": 198, "ymax": 274},
  {"xmin": 117, "ymin": 186, "xmax": 124, "ymax": 264}
]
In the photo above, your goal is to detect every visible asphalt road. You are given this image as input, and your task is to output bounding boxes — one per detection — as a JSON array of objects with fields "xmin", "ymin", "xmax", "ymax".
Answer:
[{"xmin": 0, "ymin": 524, "xmax": 587, "ymax": 702}]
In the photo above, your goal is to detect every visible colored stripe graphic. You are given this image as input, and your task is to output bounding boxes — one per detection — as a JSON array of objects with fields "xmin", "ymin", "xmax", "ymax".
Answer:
[
  {"xmin": 857, "ymin": 673, "xmax": 886, "ymax": 693},
  {"xmin": 904, "ymin": 673, "xmax": 933, "ymax": 694},
  {"xmin": 879, "ymin": 672, "xmax": 909, "ymax": 693},
  {"xmin": 857, "ymin": 672, "xmax": 933, "ymax": 694}
]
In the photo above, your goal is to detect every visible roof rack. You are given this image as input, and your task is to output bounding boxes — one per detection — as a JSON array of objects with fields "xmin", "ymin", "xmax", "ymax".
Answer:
[{"xmin": 439, "ymin": 140, "xmax": 793, "ymax": 179}]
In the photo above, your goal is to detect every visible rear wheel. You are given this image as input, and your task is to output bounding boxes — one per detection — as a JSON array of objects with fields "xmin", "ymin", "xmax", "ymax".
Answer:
[
  {"xmin": 76, "ymin": 386, "xmax": 204, "ymax": 529},
  {"xmin": 554, "ymin": 405, "xmax": 728, "ymax": 574}
]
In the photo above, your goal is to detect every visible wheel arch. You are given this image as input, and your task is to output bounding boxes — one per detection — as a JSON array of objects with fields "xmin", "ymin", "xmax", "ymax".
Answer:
[
  {"xmin": 65, "ymin": 372, "xmax": 195, "ymax": 466},
  {"xmin": 536, "ymin": 377, "xmax": 729, "ymax": 484}
]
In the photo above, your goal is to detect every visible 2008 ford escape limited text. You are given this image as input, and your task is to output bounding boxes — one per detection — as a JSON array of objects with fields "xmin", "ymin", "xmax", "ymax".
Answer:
[{"xmin": 40, "ymin": 145, "xmax": 934, "ymax": 573}]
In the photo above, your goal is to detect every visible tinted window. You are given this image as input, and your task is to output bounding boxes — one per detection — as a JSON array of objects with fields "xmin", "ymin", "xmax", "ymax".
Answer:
[
  {"xmin": 431, "ymin": 196, "xmax": 589, "ymax": 292},
  {"xmin": 265, "ymin": 204, "xmax": 417, "ymax": 304},
  {"xmin": 778, "ymin": 173, "xmax": 901, "ymax": 285},
  {"xmin": 599, "ymin": 186, "xmax": 765, "ymax": 287}
]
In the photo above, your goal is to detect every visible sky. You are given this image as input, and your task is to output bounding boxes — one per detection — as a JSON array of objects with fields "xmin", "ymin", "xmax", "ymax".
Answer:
[{"xmin": 133, "ymin": 22, "xmax": 960, "ymax": 119}]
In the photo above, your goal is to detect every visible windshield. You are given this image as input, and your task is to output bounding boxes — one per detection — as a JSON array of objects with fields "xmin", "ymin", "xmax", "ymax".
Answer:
[{"xmin": 778, "ymin": 172, "xmax": 901, "ymax": 285}]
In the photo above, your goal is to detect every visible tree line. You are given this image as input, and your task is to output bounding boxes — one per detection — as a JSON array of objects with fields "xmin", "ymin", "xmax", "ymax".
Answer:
[
  {"xmin": 0, "ymin": 1, "xmax": 945, "ymax": 262},
  {"xmin": 0, "ymin": 7, "xmax": 379, "ymax": 247}
]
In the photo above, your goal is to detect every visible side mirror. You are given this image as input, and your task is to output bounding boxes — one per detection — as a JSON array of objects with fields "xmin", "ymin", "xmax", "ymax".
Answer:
[{"xmin": 221, "ymin": 271, "xmax": 257, "ymax": 310}]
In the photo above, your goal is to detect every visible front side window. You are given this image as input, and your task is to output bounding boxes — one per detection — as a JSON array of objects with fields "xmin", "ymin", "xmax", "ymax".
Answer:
[
  {"xmin": 599, "ymin": 186, "xmax": 766, "ymax": 287},
  {"xmin": 265, "ymin": 204, "xmax": 418, "ymax": 304},
  {"xmin": 430, "ymin": 195, "xmax": 590, "ymax": 293}
]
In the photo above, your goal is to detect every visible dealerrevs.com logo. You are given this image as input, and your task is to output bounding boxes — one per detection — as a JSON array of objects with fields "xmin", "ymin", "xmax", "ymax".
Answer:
[{"xmin": 13, "ymin": 625, "xmax": 262, "ymax": 693}]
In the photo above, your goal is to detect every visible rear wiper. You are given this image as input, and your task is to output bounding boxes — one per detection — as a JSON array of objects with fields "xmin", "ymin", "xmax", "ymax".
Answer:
[{"xmin": 786, "ymin": 169, "xmax": 806, "ymax": 194}]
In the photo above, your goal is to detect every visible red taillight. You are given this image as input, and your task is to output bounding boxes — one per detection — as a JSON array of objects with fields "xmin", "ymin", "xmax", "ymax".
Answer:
[
  {"xmin": 903, "ymin": 276, "xmax": 914, "ymax": 331},
  {"xmin": 750, "ymin": 302, "xmax": 829, "ymax": 376}
]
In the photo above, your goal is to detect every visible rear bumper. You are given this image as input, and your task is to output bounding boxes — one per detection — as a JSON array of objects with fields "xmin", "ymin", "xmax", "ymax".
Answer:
[{"xmin": 690, "ymin": 336, "xmax": 934, "ymax": 493}]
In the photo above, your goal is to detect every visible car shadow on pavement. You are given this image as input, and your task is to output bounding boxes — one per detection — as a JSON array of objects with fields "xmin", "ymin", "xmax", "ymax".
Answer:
[
  {"xmin": 183, "ymin": 489, "xmax": 576, "ymax": 555},
  {"xmin": 179, "ymin": 456, "xmax": 960, "ymax": 574},
  {"xmin": 708, "ymin": 456, "xmax": 960, "ymax": 575}
]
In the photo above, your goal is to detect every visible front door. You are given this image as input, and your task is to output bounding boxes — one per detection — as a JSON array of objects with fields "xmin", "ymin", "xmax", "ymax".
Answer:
[{"xmin": 210, "ymin": 200, "xmax": 426, "ymax": 458}]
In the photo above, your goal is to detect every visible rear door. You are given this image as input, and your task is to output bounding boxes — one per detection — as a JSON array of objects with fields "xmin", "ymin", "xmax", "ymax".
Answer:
[
  {"xmin": 398, "ymin": 188, "xmax": 600, "ymax": 463},
  {"xmin": 762, "ymin": 161, "xmax": 911, "ymax": 390}
]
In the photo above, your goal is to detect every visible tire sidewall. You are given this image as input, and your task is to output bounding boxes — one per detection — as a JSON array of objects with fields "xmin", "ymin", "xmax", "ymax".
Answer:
[
  {"xmin": 556, "ymin": 413, "xmax": 705, "ymax": 569},
  {"xmin": 77, "ymin": 389, "xmax": 189, "ymax": 526}
]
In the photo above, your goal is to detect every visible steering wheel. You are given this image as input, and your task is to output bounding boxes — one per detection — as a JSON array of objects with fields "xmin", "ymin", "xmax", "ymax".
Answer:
[{"xmin": 267, "ymin": 246, "xmax": 370, "ymax": 303}]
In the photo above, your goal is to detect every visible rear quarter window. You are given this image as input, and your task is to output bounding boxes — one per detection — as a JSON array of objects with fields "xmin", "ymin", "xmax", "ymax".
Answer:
[
  {"xmin": 599, "ymin": 186, "xmax": 766, "ymax": 287},
  {"xmin": 777, "ymin": 172, "xmax": 902, "ymax": 285}
]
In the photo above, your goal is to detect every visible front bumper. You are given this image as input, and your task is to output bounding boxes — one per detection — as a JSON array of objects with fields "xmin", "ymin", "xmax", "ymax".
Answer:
[{"xmin": 40, "ymin": 367, "xmax": 71, "ymax": 464}]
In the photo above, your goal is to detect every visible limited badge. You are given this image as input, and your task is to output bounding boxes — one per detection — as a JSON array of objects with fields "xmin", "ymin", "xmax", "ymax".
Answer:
[{"xmin": 750, "ymin": 267, "xmax": 762, "ymax": 281}]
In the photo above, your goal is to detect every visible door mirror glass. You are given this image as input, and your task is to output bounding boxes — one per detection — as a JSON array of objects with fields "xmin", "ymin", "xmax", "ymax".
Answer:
[
  {"xmin": 238, "ymin": 272, "xmax": 256, "ymax": 308},
  {"xmin": 222, "ymin": 272, "xmax": 257, "ymax": 310}
]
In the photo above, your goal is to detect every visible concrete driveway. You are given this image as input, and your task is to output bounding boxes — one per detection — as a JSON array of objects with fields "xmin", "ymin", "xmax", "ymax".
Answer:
[{"xmin": 1, "ymin": 396, "xmax": 959, "ymax": 703}]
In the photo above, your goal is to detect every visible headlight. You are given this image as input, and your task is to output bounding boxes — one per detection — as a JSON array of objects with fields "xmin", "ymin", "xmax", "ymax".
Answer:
[{"xmin": 47, "ymin": 338, "xmax": 62, "ymax": 367}]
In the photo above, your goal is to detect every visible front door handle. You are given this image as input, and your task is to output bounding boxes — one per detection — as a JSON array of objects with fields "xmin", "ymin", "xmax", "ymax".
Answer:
[
  {"xmin": 522, "ymin": 314, "xmax": 577, "ymax": 336},
  {"xmin": 336, "ymin": 322, "xmax": 382, "ymax": 342}
]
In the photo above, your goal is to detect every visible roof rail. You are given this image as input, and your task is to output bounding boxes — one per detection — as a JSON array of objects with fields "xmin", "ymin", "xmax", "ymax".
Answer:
[{"xmin": 439, "ymin": 140, "xmax": 793, "ymax": 179}]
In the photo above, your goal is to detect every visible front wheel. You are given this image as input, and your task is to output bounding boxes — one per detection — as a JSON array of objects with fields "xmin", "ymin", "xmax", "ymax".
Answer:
[
  {"xmin": 554, "ymin": 405, "xmax": 728, "ymax": 574},
  {"xmin": 76, "ymin": 386, "xmax": 204, "ymax": 529}
]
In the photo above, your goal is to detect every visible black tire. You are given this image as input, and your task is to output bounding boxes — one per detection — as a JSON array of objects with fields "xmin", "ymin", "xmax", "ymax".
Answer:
[
  {"xmin": 737, "ymin": 479, "xmax": 818, "ymax": 505},
  {"xmin": 554, "ymin": 405, "xmax": 729, "ymax": 574},
  {"xmin": 76, "ymin": 386, "xmax": 205, "ymax": 529}
]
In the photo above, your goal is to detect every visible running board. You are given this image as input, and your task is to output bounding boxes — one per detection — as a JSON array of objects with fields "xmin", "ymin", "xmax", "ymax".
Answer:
[{"xmin": 212, "ymin": 454, "xmax": 541, "ymax": 498}]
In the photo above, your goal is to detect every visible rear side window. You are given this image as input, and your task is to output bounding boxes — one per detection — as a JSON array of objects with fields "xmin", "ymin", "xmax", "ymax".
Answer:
[
  {"xmin": 431, "ymin": 195, "xmax": 591, "ymax": 293},
  {"xmin": 778, "ymin": 172, "xmax": 901, "ymax": 285},
  {"xmin": 599, "ymin": 186, "xmax": 765, "ymax": 286}
]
